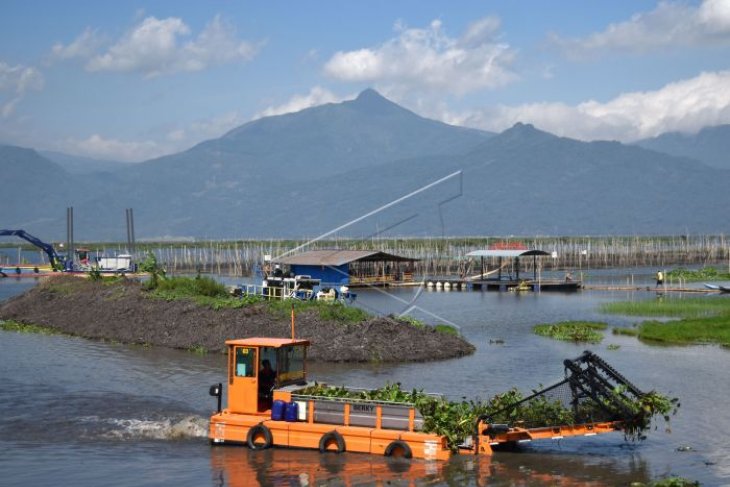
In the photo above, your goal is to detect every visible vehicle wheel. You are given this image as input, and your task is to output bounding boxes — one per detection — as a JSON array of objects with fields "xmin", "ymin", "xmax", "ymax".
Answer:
[
  {"xmin": 384, "ymin": 440, "xmax": 412, "ymax": 459},
  {"xmin": 319, "ymin": 431, "xmax": 345, "ymax": 453},
  {"xmin": 246, "ymin": 424, "xmax": 273, "ymax": 450}
]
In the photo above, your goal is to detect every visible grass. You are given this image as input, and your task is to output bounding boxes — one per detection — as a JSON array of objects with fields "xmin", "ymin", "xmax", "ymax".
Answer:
[
  {"xmin": 603, "ymin": 296, "xmax": 730, "ymax": 346},
  {"xmin": 639, "ymin": 317, "xmax": 730, "ymax": 346},
  {"xmin": 533, "ymin": 321, "xmax": 608, "ymax": 343},
  {"xmin": 434, "ymin": 324, "xmax": 459, "ymax": 336},
  {"xmin": 0, "ymin": 319, "xmax": 59, "ymax": 335},
  {"xmin": 147, "ymin": 275, "xmax": 264, "ymax": 309},
  {"xmin": 396, "ymin": 315, "xmax": 459, "ymax": 336},
  {"xmin": 266, "ymin": 298, "xmax": 371, "ymax": 324},
  {"xmin": 601, "ymin": 297, "xmax": 728, "ymax": 319}
]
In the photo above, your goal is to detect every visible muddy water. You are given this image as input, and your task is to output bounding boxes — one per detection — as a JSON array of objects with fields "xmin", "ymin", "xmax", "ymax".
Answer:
[{"xmin": 1, "ymin": 276, "xmax": 728, "ymax": 486}]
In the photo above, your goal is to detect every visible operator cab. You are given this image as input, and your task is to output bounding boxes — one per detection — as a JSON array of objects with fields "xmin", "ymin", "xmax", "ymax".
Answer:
[{"xmin": 225, "ymin": 338, "xmax": 309, "ymax": 414}]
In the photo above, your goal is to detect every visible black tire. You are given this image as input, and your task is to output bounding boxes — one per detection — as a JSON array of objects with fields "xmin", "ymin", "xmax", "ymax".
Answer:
[
  {"xmin": 319, "ymin": 430, "xmax": 345, "ymax": 453},
  {"xmin": 384, "ymin": 440, "xmax": 412, "ymax": 459},
  {"xmin": 246, "ymin": 423, "xmax": 273, "ymax": 450}
]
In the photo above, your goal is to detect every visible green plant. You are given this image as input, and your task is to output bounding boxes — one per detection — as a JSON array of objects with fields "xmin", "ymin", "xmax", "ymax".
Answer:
[
  {"xmin": 648, "ymin": 477, "xmax": 700, "ymax": 487},
  {"xmin": 533, "ymin": 321, "xmax": 607, "ymax": 343},
  {"xmin": 667, "ymin": 266, "xmax": 729, "ymax": 282},
  {"xmin": 434, "ymin": 324, "xmax": 459, "ymax": 336},
  {"xmin": 188, "ymin": 344, "xmax": 208, "ymax": 355},
  {"xmin": 88, "ymin": 267, "xmax": 102, "ymax": 281},
  {"xmin": 0, "ymin": 320, "xmax": 59, "ymax": 335},
  {"xmin": 291, "ymin": 381, "xmax": 677, "ymax": 452}
]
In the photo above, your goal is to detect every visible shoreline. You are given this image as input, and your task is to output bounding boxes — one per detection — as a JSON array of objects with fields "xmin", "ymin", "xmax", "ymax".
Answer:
[{"xmin": 0, "ymin": 275, "xmax": 475, "ymax": 362}]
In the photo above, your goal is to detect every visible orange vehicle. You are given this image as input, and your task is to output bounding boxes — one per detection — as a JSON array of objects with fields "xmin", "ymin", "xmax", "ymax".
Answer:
[{"xmin": 208, "ymin": 337, "xmax": 642, "ymax": 460}]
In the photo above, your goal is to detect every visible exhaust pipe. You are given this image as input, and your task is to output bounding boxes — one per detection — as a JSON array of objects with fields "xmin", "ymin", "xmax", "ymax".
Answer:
[{"xmin": 209, "ymin": 383, "xmax": 222, "ymax": 413}]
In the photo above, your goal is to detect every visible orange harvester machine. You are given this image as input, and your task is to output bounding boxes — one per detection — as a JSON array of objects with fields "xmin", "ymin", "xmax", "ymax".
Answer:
[{"xmin": 209, "ymin": 339, "xmax": 642, "ymax": 461}]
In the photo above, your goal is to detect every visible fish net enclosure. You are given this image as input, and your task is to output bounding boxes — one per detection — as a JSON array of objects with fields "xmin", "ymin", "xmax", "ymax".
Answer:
[{"xmin": 482, "ymin": 351, "xmax": 645, "ymax": 429}]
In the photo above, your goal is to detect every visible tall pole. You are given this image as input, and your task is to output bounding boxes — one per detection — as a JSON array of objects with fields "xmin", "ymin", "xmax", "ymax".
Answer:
[
  {"xmin": 66, "ymin": 207, "xmax": 74, "ymax": 270},
  {"xmin": 126, "ymin": 208, "xmax": 132, "ymax": 253},
  {"xmin": 129, "ymin": 208, "xmax": 136, "ymax": 256}
]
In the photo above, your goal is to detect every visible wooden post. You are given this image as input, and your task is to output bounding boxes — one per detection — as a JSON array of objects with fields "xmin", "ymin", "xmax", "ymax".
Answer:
[{"xmin": 291, "ymin": 303, "xmax": 295, "ymax": 340}]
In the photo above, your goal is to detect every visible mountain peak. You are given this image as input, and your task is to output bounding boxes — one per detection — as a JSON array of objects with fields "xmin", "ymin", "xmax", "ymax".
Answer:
[
  {"xmin": 496, "ymin": 122, "xmax": 557, "ymax": 143},
  {"xmin": 348, "ymin": 88, "xmax": 407, "ymax": 116},
  {"xmin": 355, "ymin": 88, "xmax": 387, "ymax": 103}
]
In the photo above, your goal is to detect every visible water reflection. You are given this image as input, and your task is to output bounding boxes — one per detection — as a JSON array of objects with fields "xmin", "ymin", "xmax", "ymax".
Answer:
[{"xmin": 209, "ymin": 446, "xmax": 652, "ymax": 486}]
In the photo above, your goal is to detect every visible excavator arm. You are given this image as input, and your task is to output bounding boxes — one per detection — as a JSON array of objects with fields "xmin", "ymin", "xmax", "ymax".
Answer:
[{"xmin": 0, "ymin": 229, "xmax": 62, "ymax": 270}]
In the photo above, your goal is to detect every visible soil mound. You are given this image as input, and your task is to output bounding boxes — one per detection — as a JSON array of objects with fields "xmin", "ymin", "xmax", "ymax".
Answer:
[{"xmin": 0, "ymin": 276, "xmax": 475, "ymax": 362}]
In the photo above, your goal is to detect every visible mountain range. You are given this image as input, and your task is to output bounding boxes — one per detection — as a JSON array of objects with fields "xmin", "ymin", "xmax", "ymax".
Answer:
[{"xmin": 2, "ymin": 89, "xmax": 729, "ymax": 241}]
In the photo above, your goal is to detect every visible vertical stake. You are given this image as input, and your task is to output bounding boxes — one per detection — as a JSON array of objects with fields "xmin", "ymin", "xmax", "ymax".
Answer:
[{"xmin": 291, "ymin": 303, "xmax": 295, "ymax": 341}]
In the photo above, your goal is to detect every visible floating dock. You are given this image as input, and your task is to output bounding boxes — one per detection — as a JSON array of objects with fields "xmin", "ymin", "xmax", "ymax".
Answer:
[{"xmin": 420, "ymin": 278, "xmax": 582, "ymax": 292}]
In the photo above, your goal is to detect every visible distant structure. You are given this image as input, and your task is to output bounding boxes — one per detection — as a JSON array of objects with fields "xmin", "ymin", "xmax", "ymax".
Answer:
[
  {"xmin": 465, "ymin": 242, "xmax": 579, "ymax": 292},
  {"xmin": 273, "ymin": 250, "xmax": 418, "ymax": 287}
]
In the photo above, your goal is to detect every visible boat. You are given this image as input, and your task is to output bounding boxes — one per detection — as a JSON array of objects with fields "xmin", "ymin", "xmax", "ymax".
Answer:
[{"xmin": 704, "ymin": 283, "xmax": 730, "ymax": 293}]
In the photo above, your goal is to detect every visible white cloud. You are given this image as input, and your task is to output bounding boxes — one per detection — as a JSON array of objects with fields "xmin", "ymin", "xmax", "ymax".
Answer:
[
  {"xmin": 50, "ymin": 28, "xmax": 104, "ymax": 61},
  {"xmin": 552, "ymin": 0, "xmax": 730, "ymax": 57},
  {"xmin": 253, "ymin": 86, "xmax": 346, "ymax": 119},
  {"xmin": 65, "ymin": 134, "xmax": 164, "ymax": 162},
  {"xmin": 54, "ymin": 15, "xmax": 260, "ymax": 77},
  {"xmin": 323, "ymin": 16, "xmax": 517, "ymax": 96},
  {"xmin": 0, "ymin": 62, "xmax": 43, "ymax": 117},
  {"xmin": 444, "ymin": 70, "xmax": 730, "ymax": 142},
  {"xmin": 63, "ymin": 111, "xmax": 248, "ymax": 161}
]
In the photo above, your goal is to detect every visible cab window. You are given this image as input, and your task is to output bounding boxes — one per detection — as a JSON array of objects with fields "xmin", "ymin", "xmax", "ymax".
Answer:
[
  {"xmin": 277, "ymin": 345, "xmax": 305, "ymax": 383},
  {"xmin": 235, "ymin": 347, "xmax": 256, "ymax": 377}
]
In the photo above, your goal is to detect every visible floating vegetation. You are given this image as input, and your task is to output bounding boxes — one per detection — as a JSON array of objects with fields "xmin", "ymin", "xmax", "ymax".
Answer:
[
  {"xmin": 604, "ymin": 297, "xmax": 730, "ymax": 346},
  {"xmin": 667, "ymin": 266, "xmax": 730, "ymax": 282},
  {"xmin": 601, "ymin": 298, "xmax": 728, "ymax": 319},
  {"xmin": 533, "ymin": 321, "xmax": 608, "ymax": 343},
  {"xmin": 613, "ymin": 327, "xmax": 639, "ymax": 337},
  {"xmin": 295, "ymin": 381, "xmax": 678, "ymax": 451}
]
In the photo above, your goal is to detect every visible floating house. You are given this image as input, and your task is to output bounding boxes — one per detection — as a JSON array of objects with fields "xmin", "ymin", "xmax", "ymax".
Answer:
[
  {"xmin": 465, "ymin": 245, "xmax": 580, "ymax": 292},
  {"xmin": 273, "ymin": 250, "xmax": 418, "ymax": 287}
]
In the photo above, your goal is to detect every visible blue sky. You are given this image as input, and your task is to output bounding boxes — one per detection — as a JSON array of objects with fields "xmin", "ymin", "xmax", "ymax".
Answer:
[{"xmin": 1, "ymin": 0, "xmax": 729, "ymax": 162}]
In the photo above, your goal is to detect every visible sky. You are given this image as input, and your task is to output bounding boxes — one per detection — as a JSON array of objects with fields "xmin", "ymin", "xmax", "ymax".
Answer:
[{"xmin": 1, "ymin": 0, "xmax": 730, "ymax": 162}]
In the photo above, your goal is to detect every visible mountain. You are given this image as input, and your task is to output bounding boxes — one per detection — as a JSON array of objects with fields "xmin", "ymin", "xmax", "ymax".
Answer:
[
  {"xmin": 2, "ymin": 91, "xmax": 730, "ymax": 240},
  {"xmin": 634, "ymin": 125, "xmax": 730, "ymax": 169},
  {"xmin": 39, "ymin": 150, "xmax": 129, "ymax": 175},
  {"xmin": 266, "ymin": 123, "xmax": 730, "ymax": 237}
]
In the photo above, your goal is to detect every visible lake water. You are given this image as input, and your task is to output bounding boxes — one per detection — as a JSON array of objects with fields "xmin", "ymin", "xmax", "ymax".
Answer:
[{"xmin": 1, "ymin": 273, "xmax": 728, "ymax": 486}]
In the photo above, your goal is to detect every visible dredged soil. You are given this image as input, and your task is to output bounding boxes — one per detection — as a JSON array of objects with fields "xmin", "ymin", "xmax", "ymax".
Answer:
[{"xmin": 0, "ymin": 275, "xmax": 475, "ymax": 362}]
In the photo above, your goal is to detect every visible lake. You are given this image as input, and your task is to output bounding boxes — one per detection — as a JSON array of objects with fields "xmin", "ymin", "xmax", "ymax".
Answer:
[{"xmin": 1, "ymin": 272, "xmax": 727, "ymax": 486}]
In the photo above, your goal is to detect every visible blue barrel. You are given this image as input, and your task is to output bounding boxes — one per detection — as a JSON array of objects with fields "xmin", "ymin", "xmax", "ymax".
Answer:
[
  {"xmin": 271, "ymin": 400, "xmax": 286, "ymax": 421},
  {"xmin": 284, "ymin": 401, "xmax": 299, "ymax": 422}
]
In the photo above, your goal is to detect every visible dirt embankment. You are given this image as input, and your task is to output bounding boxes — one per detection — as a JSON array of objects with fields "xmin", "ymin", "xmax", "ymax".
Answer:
[{"xmin": 0, "ymin": 276, "xmax": 475, "ymax": 362}]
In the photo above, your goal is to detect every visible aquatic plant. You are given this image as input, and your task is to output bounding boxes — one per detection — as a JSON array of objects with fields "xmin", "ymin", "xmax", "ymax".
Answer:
[
  {"xmin": 533, "ymin": 321, "xmax": 608, "ymax": 343},
  {"xmin": 604, "ymin": 296, "xmax": 730, "ymax": 346},
  {"xmin": 667, "ymin": 266, "xmax": 730, "ymax": 282},
  {"xmin": 293, "ymin": 381, "xmax": 678, "ymax": 452}
]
